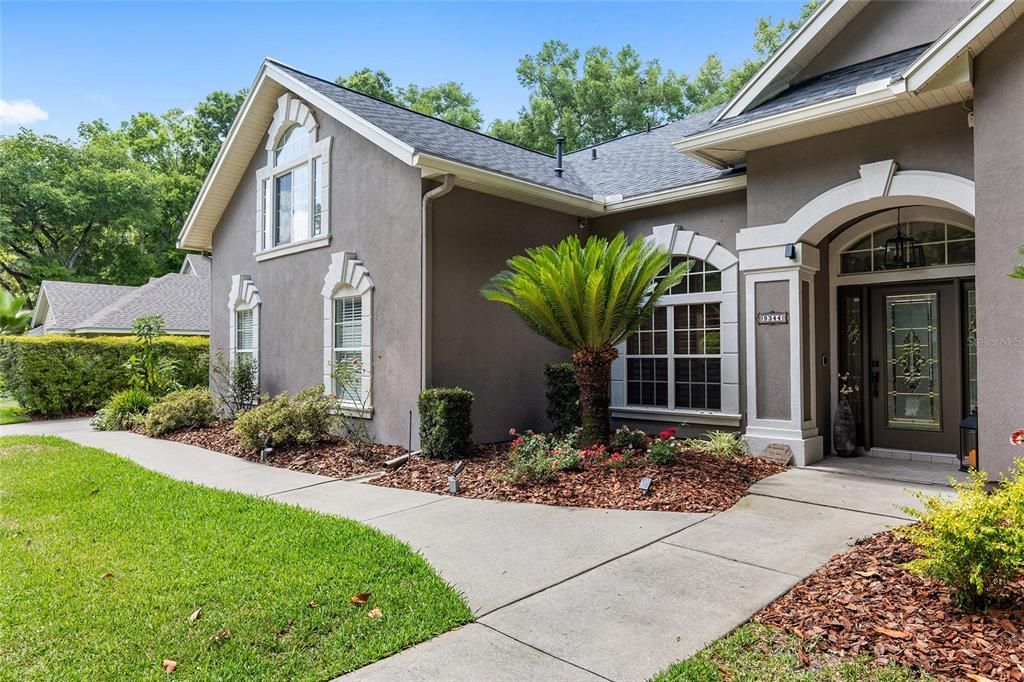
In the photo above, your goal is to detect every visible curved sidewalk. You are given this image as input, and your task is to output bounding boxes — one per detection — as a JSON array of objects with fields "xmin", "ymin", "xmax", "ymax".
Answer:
[{"xmin": 0, "ymin": 419, "xmax": 949, "ymax": 682}]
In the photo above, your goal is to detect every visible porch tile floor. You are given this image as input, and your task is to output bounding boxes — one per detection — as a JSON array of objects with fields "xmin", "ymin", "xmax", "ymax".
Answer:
[
  {"xmin": 1, "ymin": 419, "xmax": 955, "ymax": 682},
  {"xmin": 809, "ymin": 453, "xmax": 968, "ymax": 487}
]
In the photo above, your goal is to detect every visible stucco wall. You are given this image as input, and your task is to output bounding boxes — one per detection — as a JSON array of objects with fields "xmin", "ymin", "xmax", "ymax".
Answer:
[
  {"xmin": 972, "ymin": 19, "xmax": 1024, "ymax": 478},
  {"xmin": 754, "ymin": 280, "xmax": 791, "ymax": 421},
  {"xmin": 429, "ymin": 187, "xmax": 578, "ymax": 443},
  {"xmin": 746, "ymin": 105, "xmax": 974, "ymax": 228},
  {"xmin": 210, "ymin": 98, "xmax": 422, "ymax": 446},
  {"xmin": 799, "ymin": 1, "xmax": 974, "ymax": 80},
  {"xmin": 589, "ymin": 190, "xmax": 747, "ymax": 251}
]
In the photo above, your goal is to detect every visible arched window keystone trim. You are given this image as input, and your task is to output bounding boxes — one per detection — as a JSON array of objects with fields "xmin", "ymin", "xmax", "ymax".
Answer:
[
  {"xmin": 610, "ymin": 224, "xmax": 741, "ymax": 426},
  {"xmin": 256, "ymin": 93, "xmax": 332, "ymax": 261},
  {"xmin": 322, "ymin": 251, "xmax": 374, "ymax": 414}
]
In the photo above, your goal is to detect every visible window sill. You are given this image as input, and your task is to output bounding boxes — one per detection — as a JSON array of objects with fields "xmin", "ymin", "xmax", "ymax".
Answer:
[
  {"xmin": 256, "ymin": 234, "xmax": 330, "ymax": 261},
  {"xmin": 335, "ymin": 404, "xmax": 373, "ymax": 419},
  {"xmin": 611, "ymin": 406, "xmax": 742, "ymax": 427}
]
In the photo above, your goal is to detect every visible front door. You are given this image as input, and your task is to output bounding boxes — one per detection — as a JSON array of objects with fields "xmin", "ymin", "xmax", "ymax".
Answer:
[{"xmin": 868, "ymin": 282, "xmax": 961, "ymax": 453}]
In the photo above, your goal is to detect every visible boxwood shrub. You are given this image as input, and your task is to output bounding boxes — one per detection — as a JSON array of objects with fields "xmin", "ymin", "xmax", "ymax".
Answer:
[
  {"xmin": 0, "ymin": 335, "xmax": 208, "ymax": 416},
  {"xmin": 418, "ymin": 387, "xmax": 473, "ymax": 460},
  {"xmin": 544, "ymin": 362, "xmax": 580, "ymax": 434}
]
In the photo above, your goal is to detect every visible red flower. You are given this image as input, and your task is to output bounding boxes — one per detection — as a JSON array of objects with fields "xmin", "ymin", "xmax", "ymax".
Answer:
[
  {"xmin": 658, "ymin": 427, "xmax": 677, "ymax": 440},
  {"xmin": 1011, "ymin": 429, "xmax": 1024, "ymax": 447}
]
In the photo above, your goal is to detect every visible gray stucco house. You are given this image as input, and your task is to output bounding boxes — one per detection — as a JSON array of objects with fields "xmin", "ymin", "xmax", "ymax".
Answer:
[
  {"xmin": 178, "ymin": 0, "xmax": 1024, "ymax": 477},
  {"xmin": 30, "ymin": 255, "xmax": 210, "ymax": 336}
]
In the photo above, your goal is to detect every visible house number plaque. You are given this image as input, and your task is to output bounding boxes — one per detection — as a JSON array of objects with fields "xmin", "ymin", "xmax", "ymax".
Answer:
[{"xmin": 756, "ymin": 311, "xmax": 789, "ymax": 325}]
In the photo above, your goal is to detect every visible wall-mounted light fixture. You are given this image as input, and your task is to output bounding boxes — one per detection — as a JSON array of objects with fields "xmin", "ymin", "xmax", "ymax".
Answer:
[{"xmin": 784, "ymin": 243, "xmax": 797, "ymax": 260}]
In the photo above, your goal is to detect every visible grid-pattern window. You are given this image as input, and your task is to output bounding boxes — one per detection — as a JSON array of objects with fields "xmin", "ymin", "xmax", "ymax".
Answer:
[
  {"xmin": 657, "ymin": 257, "xmax": 722, "ymax": 295},
  {"xmin": 625, "ymin": 303, "xmax": 722, "ymax": 411},
  {"xmin": 259, "ymin": 118, "xmax": 326, "ymax": 252},
  {"xmin": 333, "ymin": 297, "xmax": 363, "ymax": 403},
  {"xmin": 312, "ymin": 157, "xmax": 324, "ymax": 237},
  {"xmin": 235, "ymin": 309, "xmax": 256, "ymax": 363},
  {"xmin": 274, "ymin": 125, "xmax": 310, "ymax": 165},
  {"xmin": 840, "ymin": 222, "xmax": 975, "ymax": 274}
]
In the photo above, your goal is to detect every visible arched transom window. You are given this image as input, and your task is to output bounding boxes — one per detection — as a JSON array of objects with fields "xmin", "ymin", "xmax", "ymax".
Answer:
[
  {"xmin": 256, "ymin": 93, "xmax": 332, "ymax": 258},
  {"xmin": 839, "ymin": 217, "xmax": 975, "ymax": 275}
]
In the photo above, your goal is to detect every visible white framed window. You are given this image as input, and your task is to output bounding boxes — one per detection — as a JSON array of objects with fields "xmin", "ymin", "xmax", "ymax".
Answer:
[
  {"xmin": 256, "ymin": 93, "xmax": 331, "ymax": 259},
  {"xmin": 227, "ymin": 274, "xmax": 261, "ymax": 383},
  {"xmin": 612, "ymin": 225, "xmax": 740, "ymax": 425},
  {"xmin": 321, "ymin": 252, "xmax": 373, "ymax": 412}
]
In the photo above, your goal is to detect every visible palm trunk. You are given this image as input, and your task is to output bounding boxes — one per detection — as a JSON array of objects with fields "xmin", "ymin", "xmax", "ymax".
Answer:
[{"xmin": 572, "ymin": 346, "xmax": 617, "ymax": 447}]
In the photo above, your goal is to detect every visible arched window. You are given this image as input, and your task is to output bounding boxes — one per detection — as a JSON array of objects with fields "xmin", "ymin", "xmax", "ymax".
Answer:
[
  {"xmin": 322, "ymin": 252, "xmax": 373, "ymax": 412},
  {"xmin": 256, "ymin": 94, "xmax": 332, "ymax": 258},
  {"xmin": 611, "ymin": 225, "xmax": 741, "ymax": 425},
  {"xmin": 228, "ymin": 274, "xmax": 261, "ymax": 384},
  {"xmin": 839, "ymin": 217, "xmax": 974, "ymax": 274}
]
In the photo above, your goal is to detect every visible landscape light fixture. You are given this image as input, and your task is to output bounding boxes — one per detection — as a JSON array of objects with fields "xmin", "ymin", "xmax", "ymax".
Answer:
[
  {"xmin": 448, "ymin": 460, "xmax": 466, "ymax": 495},
  {"xmin": 639, "ymin": 477, "xmax": 653, "ymax": 495},
  {"xmin": 258, "ymin": 432, "xmax": 273, "ymax": 464}
]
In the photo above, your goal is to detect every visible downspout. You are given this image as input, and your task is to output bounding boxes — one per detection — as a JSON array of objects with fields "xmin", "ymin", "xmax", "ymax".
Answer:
[{"xmin": 420, "ymin": 174, "xmax": 456, "ymax": 393}]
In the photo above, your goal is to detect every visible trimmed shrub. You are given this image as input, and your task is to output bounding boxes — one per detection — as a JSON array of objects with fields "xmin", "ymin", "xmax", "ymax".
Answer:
[
  {"xmin": 233, "ymin": 387, "xmax": 336, "ymax": 450},
  {"xmin": 896, "ymin": 462, "xmax": 1024, "ymax": 609},
  {"xmin": 143, "ymin": 388, "xmax": 216, "ymax": 437},
  {"xmin": 0, "ymin": 335, "xmax": 208, "ymax": 416},
  {"xmin": 92, "ymin": 388, "xmax": 154, "ymax": 431},
  {"xmin": 418, "ymin": 387, "xmax": 473, "ymax": 460},
  {"xmin": 544, "ymin": 363, "xmax": 580, "ymax": 434}
]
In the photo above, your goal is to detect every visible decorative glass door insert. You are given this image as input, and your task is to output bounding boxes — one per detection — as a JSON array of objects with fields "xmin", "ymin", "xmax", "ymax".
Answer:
[{"xmin": 884, "ymin": 292, "xmax": 941, "ymax": 430}]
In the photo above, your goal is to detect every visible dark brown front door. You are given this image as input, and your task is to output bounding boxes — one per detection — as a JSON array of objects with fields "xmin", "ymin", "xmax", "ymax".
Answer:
[{"xmin": 868, "ymin": 282, "xmax": 961, "ymax": 453}]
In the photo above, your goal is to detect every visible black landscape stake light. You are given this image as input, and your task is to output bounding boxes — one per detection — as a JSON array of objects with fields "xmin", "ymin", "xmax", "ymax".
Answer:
[
  {"xmin": 448, "ymin": 461, "xmax": 466, "ymax": 495},
  {"xmin": 639, "ymin": 477, "xmax": 653, "ymax": 495},
  {"xmin": 259, "ymin": 432, "xmax": 273, "ymax": 464}
]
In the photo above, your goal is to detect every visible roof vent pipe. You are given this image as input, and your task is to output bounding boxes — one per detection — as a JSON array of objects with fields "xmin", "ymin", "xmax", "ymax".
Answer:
[{"xmin": 554, "ymin": 137, "xmax": 565, "ymax": 177}]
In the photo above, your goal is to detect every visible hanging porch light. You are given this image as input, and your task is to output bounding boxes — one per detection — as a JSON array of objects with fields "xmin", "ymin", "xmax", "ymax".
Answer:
[{"xmin": 883, "ymin": 207, "xmax": 922, "ymax": 268}]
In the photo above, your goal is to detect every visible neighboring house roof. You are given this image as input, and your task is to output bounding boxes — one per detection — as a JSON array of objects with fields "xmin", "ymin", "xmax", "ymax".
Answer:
[
  {"xmin": 30, "ymin": 256, "xmax": 210, "ymax": 335},
  {"xmin": 707, "ymin": 44, "xmax": 931, "ymax": 132}
]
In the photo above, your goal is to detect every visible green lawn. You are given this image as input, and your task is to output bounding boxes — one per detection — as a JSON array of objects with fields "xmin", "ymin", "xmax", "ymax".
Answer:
[
  {"xmin": 651, "ymin": 624, "xmax": 931, "ymax": 682},
  {"xmin": 0, "ymin": 436, "xmax": 472, "ymax": 681},
  {"xmin": 0, "ymin": 398, "xmax": 29, "ymax": 425}
]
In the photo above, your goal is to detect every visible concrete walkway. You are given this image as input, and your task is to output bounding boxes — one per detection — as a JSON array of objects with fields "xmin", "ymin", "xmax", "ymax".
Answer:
[{"xmin": 0, "ymin": 419, "xmax": 953, "ymax": 682}]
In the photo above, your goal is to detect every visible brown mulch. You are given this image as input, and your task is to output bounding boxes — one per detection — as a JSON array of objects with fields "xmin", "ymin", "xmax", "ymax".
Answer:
[
  {"xmin": 160, "ymin": 420, "xmax": 406, "ymax": 479},
  {"xmin": 756, "ymin": 531, "xmax": 1024, "ymax": 681},
  {"xmin": 369, "ymin": 444, "xmax": 785, "ymax": 513}
]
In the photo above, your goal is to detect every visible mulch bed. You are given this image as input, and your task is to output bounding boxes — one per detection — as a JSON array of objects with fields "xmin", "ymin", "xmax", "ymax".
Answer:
[
  {"xmin": 369, "ymin": 444, "xmax": 785, "ymax": 513},
  {"xmin": 756, "ymin": 531, "xmax": 1024, "ymax": 681},
  {"xmin": 160, "ymin": 420, "xmax": 406, "ymax": 480}
]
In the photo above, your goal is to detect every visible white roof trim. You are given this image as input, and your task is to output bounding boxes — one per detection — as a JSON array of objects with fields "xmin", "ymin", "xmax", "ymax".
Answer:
[
  {"xmin": 715, "ymin": 0, "xmax": 861, "ymax": 122},
  {"xmin": 30, "ymin": 287, "xmax": 49, "ymax": 328},
  {"xmin": 603, "ymin": 175, "xmax": 746, "ymax": 214},
  {"xmin": 902, "ymin": 0, "xmax": 1018, "ymax": 92}
]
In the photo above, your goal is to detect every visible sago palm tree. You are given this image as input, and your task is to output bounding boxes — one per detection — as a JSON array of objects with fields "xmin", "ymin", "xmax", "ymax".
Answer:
[
  {"xmin": 482, "ymin": 232, "xmax": 690, "ymax": 446},
  {"xmin": 0, "ymin": 289, "xmax": 31, "ymax": 335}
]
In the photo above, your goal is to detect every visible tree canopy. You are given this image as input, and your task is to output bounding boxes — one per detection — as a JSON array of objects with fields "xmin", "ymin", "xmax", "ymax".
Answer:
[{"xmin": 336, "ymin": 68, "xmax": 483, "ymax": 130}]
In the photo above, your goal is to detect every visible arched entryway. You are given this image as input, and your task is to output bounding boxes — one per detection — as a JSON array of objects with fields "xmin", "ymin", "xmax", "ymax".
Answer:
[{"xmin": 736, "ymin": 161, "xmax": 976, "ymax": 465}]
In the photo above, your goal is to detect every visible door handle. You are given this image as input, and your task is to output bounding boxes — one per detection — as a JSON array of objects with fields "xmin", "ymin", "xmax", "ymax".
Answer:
[{"xmin": 870, "ymin": 363, "xmax": 880, "ymax": 398}]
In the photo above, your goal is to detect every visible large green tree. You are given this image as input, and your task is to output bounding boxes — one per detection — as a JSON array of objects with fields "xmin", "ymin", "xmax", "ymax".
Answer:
[
  {"xmin": 336, "ymin": 69, "xmax": 483, "ymax": 130},
  {"xmin": 482, "ymin": 233, "xmax": 689, "ymax": 446},
  {"xmin": 489, "ymin": 1, "xmax": 819, "ymax": 152}
]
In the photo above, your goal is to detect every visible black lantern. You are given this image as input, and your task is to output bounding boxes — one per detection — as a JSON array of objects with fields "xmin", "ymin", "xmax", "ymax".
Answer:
[
  {"xmin": 959, "ymin": 412, "xmax": 978, "ymax": 472},
  {"xmin": 883, "ymin": 208, "xmax": 921, "ymax": 268}
]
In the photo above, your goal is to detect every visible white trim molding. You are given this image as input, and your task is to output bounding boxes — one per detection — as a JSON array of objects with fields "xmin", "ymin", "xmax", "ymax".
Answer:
[
  {"xmin": 227, "ymin": 274, "xmax": 261, "ymax": 385},
  {"xmin": 611, "ymin": 224, "xmax": 740, "ymax": 425},
  {"xmin": 322, "ymin": 251, "xmax": 374, "ymax": 412}
]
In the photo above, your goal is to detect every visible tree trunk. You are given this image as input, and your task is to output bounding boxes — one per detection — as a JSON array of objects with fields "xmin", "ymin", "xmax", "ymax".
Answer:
[{"xmin": 572, "ymin": 346, "xmax": 617, "ymax": 447}]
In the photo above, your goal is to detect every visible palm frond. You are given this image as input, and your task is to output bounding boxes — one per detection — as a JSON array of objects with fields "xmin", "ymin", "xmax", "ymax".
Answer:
[{"xmin": 481, "ymin": 232, "xmax": 689, "ymax": 352}]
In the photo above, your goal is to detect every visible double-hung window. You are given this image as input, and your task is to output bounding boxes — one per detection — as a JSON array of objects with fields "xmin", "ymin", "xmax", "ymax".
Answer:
[
  {"xmin": 256, "ymin": 94, "xmax": 330, "ymax": 257},
  {"xmin": 332, "ymin": 297, "xmax": 364, "ymax": 404},
  {"xmin": 235, "ymin": 309, "xmax": 257, "ymax": 364}
]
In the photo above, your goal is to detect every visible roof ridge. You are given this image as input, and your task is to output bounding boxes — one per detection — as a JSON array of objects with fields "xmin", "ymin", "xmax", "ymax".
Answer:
[
  {"xmin": 75, "ymin": 274, "xmax": 174, "ymax": 329},
  {"xmin": 268, "ymin": 58, "xmax": 560, "ymax": 160}
]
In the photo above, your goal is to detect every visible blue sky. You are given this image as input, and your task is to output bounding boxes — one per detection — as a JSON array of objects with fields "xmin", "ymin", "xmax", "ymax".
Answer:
[{"xmin": 2, "ymin": 1, "xmax": 803, "ymax": 139}]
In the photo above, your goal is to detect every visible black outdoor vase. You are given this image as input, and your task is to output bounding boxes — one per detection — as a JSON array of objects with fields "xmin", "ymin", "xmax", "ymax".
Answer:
[{"xmin": 833, "ymin": 395, "xmax": 857, "ymax": 457}]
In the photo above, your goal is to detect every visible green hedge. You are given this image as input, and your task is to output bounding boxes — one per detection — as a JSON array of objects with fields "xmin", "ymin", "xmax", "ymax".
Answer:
[
  {"xmin": 0, "ymin": 335, "xmax": 209, "ymax": 416},
  {"xmin": 418, "ymin": 387, "xmax": 474, "ymax": 460},
  {"xmin": 544, "ymin": 362, "xmax": 580, "ymax": 434}
]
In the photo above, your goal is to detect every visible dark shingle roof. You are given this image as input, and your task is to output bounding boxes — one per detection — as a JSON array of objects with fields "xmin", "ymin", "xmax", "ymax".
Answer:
[{"xmin": 707, "ymin": 44, "xmax": 931, "ymax": 132}]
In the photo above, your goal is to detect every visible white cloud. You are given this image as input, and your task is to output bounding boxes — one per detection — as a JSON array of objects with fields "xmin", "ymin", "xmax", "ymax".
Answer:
[{"xmin": 0, "ymin": 99, "xmax": 50, "ymax": 126}]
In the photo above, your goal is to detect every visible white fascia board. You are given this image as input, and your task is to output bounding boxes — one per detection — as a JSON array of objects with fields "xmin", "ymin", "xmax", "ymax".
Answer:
[
  {"xmin": 674, "ymin": 81, "xmax": 902, "ymax": 164},
  {"xmin": 178, "ymin": 64, "xmax": 277, "ymax": 251},
  {"xmin": 264, "ymin": 63, "xmax": 416, "ymax": 166},
  {"xmin": 603, "ymin": 175, "xmax": 747, "ymax": 214},
  {"xmin": 30, "ymin": 289, "xmax": 49, "ymax": 328},
  {"xmin": 715, "ymin": 0, "xmax": 853, "ymax": 122},
  {"xmin": 902, "ymin": 0, "xmax": 1011, "ymax": 92},
  {"xmin": 414, "ymin": 153, "xmax": 604, "ymax": 216}
]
